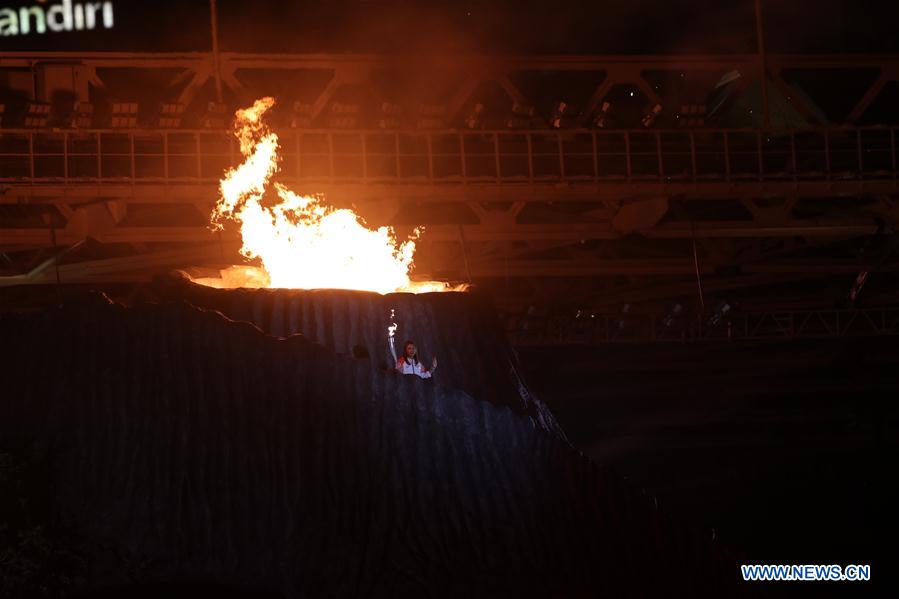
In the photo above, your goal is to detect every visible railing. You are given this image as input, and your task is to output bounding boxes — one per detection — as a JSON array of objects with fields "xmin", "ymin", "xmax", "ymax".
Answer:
[
  {"xmin": 1, "ymin": 127, "xmax": 897, "ymax": 185},
  {"xmin": 508, "ymin": 307, "xmax": 899, "ymax": 344}
]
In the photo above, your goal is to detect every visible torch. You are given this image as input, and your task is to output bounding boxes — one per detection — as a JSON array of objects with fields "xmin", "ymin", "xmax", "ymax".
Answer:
[{"xmin": 387, "ymin": 308, "xmax": 398, "ymax": 365}]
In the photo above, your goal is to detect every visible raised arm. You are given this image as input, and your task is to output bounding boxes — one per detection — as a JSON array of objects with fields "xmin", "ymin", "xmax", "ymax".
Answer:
[
  {"xmin": 418, "ymin": 356, "xmax": 436, "ymax": 379},
  {"xmin": 388, "ymin": 338, "xmax": 397, "ymax": 365},
  {"xmin": 387, "ymin": 319, "xmax": 398, "ymax": 366}
]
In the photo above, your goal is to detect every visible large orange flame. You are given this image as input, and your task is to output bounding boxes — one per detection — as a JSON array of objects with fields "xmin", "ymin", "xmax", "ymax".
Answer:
[{"xmin": 202, "ymin": 97, "xmax": 450, "ymax": 293}]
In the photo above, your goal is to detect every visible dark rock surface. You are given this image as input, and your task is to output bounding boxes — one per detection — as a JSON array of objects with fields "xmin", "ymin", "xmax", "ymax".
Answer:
[
  {"xmin": 0, "ymin": 293, "xmax": 744, "ymax": 597},
  {"xmin": 158, "ymin": 275, "xmax": 565, "ymax": 440}
]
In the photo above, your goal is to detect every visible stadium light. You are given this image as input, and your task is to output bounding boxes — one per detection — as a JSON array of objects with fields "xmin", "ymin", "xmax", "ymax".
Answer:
[
  {"xmin": 592, "ymin": 101, "xmax": 612, "ymax": 128},
  {"xmin": 708, "ymin": 301, "xmax": 733, "ymax": 327},
  {"xmin": 506, "ymin": 102, "xmax": 536, "ymax": 129},
  {"xmin": 110, "ymin": 101, "xmax": 138, "ymax": 128},
  {"xmin": 415, "ymin": 104, "xmax": 446, "ymax": 129},
  {"xmin": 662, "ymin": 303, "xmax": 684, "ymax": 328},
  {"xmin": 203, "ymin": 102, "xmax": 228, "ymax": 128},
  {"xmin": 678, "ymin": 104, "xmax": 707, "ymax": 127},
  {"xmin": 378, "ymin": 102, "xmax": 402, "ymax": 129},
  {"xmin": 290, "ymin": 102, "xmax": 312, "ymax": 129},
  {"xmin": 328, "ymin": 102, "xmax": 359, "ymax": 128},
  {"xmin": 24, "ymin": 102, "xmax": 51, "ymax": 128},
  {"xmin": 642, "ymin": 104, "xmax": 662, "ymax": 128},
  {"xmin": 156, "ymin": 103, "xmax": 184, "ymax": 128},
  {"xmin": 464, "ymin": 103, "xmax": 485, "ymax": 129},
  {"xmin": 72, "ymin": 102, "xmax": 93, "ymax": 128},
  {"xmin": 550, "ymin": 101, "xmax": 575, "ymax": 129}
]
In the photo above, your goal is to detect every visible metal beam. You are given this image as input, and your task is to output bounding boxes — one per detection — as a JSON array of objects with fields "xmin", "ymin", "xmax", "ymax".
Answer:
[
  {"xmin": 4, "ymin": 180, "xmax": 899, "ymax": 205},
  {"xmin": 0, "ymin": 220, "xmax": 881, "ymax": 250},
  {"xmin": 465, "ymin": 259, "xmax": 899, "ymax": 278},
  {"xmin": 2, "ymin": 126, "xmax": 895, "ymax": 196},
  {"xmin": 5, "ymin": 51, "xmax": 897, "ymax": 134},
  {"xmin": 0, "ymin": 244, "xmax": 227, "ymax": 287},
  {"xmin": 5, "ymin": 51, "xmax": 899, "ymax": 71},
  {"xmin": 510, "ymin": 306, "xmax": 899, "ymax": 344}
]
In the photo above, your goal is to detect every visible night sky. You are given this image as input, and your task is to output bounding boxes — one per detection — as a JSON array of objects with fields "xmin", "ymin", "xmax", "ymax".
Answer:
[{"xmin": 1, "ymin": 0, "xmax": 897, "ymax": 54}]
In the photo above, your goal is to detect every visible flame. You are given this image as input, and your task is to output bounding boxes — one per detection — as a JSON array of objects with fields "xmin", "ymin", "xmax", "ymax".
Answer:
[
  {"xmin": 387, "ymin": 308, "xmax": 398, "ymax": 338},
  {"xmin": 206, "ymin": 97, "xmax": 452, "ymax": 293}
]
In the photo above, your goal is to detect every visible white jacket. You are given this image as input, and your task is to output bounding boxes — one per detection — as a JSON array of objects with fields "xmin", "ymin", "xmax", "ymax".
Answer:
[{"xmin": 395, "ymin": 357, "xmax": 432, "ymax": 379}]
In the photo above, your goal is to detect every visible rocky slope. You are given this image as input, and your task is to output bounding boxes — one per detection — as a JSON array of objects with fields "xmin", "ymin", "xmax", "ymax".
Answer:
[{"xmin": 0, "ymin": 294, "xmax": 742, "ymax": 597}]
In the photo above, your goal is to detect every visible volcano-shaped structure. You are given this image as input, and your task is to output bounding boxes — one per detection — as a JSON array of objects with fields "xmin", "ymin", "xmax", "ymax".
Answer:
[
  {"xmin": 159, "ymin": 274, "xmax": 564, "ymax": 439},
  {"xmin": 0, "ymin": 285, "xmax": 744, "ymax": 597}
]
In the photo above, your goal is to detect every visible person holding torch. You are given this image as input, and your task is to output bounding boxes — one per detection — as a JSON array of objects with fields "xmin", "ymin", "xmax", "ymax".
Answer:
[{"xmin": 388, "ymin": 310, "xmax": 437, "ymax": 379}]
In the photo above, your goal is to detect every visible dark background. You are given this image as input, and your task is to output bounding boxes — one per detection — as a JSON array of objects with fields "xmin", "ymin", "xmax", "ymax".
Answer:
[
  {"xmin": 1, "ymin": 0, "xmax": 898, "ymax": 54},
  {"xmin": 3, "ymin": 0, "xmax": 897, "ymax": 594},
  {"xmin": 521, "ymin": 338, "xmax": 898, "ymax": 595}
]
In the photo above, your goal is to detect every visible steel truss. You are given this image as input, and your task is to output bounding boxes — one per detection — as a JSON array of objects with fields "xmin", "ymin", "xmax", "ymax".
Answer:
[
  {"xmin": 2, "ymin": 52, "xmax": 899, "ymax": 313},
  {"xmin": 510, "ymin": 306, "xmax": 899, "ymax": 344},
  {"xmin": 3, "ymin": 51, "xmax": 898, "ymax": 126}
]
